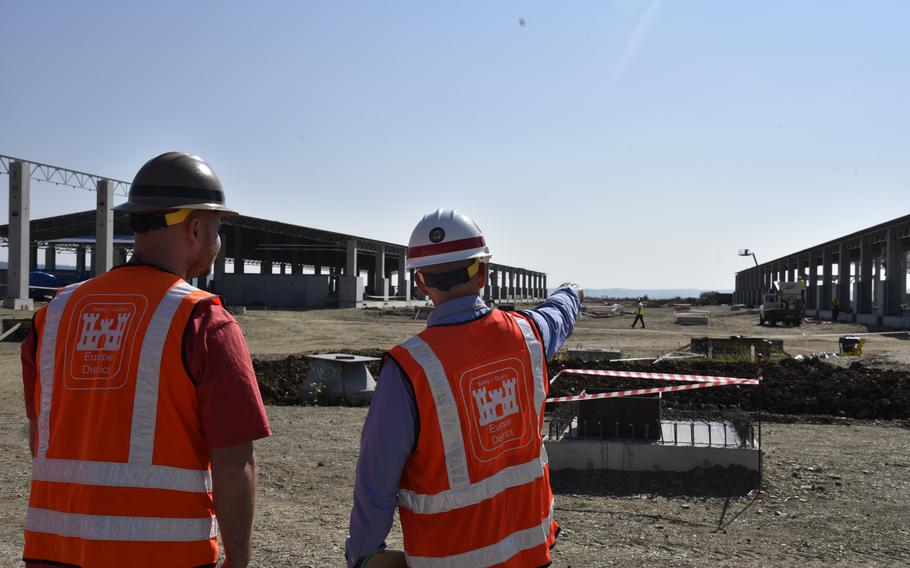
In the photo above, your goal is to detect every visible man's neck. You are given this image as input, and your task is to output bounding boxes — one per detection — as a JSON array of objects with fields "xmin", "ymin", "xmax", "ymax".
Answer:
[{"xmin": 128, "ymin": 252, "xmax": 186, "ymax": 279}]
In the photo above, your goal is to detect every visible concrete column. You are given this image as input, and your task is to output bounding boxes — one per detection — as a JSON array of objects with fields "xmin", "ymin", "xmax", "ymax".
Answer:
[
  {"xmin": 838, "ymin": 242, "xmax": 850, "ymax": 316},
  {"xmin": 280, "ymin": 263, "xmax": 287, "ymax": 275},
  {"xmin": 235, "ymin": 258, "xmax": 245, "ymax": 274},
  {"xmin": 261, "ymin": 260, "xmax": 273, "ymax": 275},
  {"xmin": 214, "ymin": 234, "xmax": 226, "ymax": 292},
  {"xmin": 94, "ymin": 179, "xmax": 114, "ymax": 275},
  {"xmin": 821, "ymin": 248, "xmax": 832, "ymax": 310},
  {"xmin": 313, "ymin": 264, "xmax": 321, "ymax": 275},
  {"xmin": 543, "ymin": 274, "xmax": 547, "ymax": 298},
  {"xmin": 858, "ymin": 236, "xmax": 873, "ymax": 313},
  {"xmin": 44, "ymin": 246, "xmax": 57, "ymax": 271},
  {"xmin": 291, "ymin": 263, "xmax": 303, "ymax": 275},
  {"xmin": 346, "ymin": 239, "xmax": 358, "ymax": 277},
  {"xmin": 4, "ymin": 161, "xmax": 33, "ymax": 309},
  {"xmin": 483, "ymin": 265, "xmax": 491, "ymax": 300},
  {"xmin": 76, "ymin": 246, "xmax": 87, "ymax": 275},
  {"xmin": 398, "ymin": 253, "xmax": 410, "ymax": 300},
  {"xmin": 374, "ymin": 246, "xmax": 386, "ymax": 296},
  {"xmin": 808, "ymin": 252, "xmax": 818, "ymax": 310},
  {"xmin": 490, "ymin": 268, "xmax": 499, "ymax": 301},
  {"xmin": 885, "ymin": 228, "xmax": 904, "ymax": 316},
  {"xmin": 29, "ymin": 245, "xmax": 38, "ymax": 271},
  {"xmin": 115, "ymin": 248, "xmax": 128, "ymax": 266}
]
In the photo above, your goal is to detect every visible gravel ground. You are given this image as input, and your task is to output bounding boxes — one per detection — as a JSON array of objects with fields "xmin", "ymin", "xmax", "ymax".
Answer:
[{"xmin": 1, "ymin": 304, "xmax": 909, "ymax": 566}]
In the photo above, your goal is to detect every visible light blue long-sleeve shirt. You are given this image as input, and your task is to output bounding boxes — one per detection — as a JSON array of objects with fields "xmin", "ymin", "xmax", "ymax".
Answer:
[{"xmin": 345, "ymin": 287, "xmax": 581, "ymax": 566}]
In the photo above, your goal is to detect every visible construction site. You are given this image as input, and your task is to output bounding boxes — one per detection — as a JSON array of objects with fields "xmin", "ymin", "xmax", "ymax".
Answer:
[{"xmin": 0, "ymin": 155, "xmax": 908, "ymax": 567}]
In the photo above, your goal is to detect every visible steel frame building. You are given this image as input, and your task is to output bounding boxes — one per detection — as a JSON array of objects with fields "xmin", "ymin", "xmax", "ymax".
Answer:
[
  {"xmin": 734, "ymin": 214, "xmax": 910, "ymax": 327},
  {"xmin": 1, "ymin": 156, "xmax": 547, "ymax": 309}
]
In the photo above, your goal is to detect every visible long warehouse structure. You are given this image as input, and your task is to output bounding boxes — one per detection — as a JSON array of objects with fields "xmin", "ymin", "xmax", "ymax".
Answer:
[
  {"xmin": 734, "ymin": 213, "xmax": 910, "ymax": 327},
  {"xmin": 0, "ymin": 156, "xmax": 547, "ymax": 309}
]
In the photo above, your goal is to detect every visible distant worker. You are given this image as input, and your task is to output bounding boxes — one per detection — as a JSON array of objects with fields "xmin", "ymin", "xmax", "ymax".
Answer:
[
  {"xmin": 631, "ymin": 299, "xmax": 645, "ymax": 328},
  {"xmin": 21, "ymin": 152, "xmax": 271, "ymax": 568},
  {"xmin": 832, "ymin": 297, "xmax": 840, "ymax": 322},
  {"xmin": 345, "ymin": 209, "xmax": 582, "ymax": 567}
]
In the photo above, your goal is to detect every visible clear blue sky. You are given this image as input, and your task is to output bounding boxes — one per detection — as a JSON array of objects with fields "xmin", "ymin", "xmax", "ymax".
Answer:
[{"xmin": 2, "ymin": 1, "xmax": 908, "ymax": 289}]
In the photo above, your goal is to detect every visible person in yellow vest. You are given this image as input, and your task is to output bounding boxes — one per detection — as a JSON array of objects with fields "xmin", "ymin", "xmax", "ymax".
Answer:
[
  {"xmin": 832, "ymin": 297, "xmax": 840, "ymax": 322},
  {"xmin": 631, "ymin": 299, "xmax": 645, "ymax": 328},
  {"xmin": 346, "ymin": 209, "xmax": 582, "ymax": 567},
  {"xmin": 20, "ymin": 152, "xmax": 271, "ymax": 568}
]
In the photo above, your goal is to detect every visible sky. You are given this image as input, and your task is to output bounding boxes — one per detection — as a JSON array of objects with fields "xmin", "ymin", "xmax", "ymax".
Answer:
[{"xmin": 1, "ymin": 1, "xmax": 908, "ymax": 290}]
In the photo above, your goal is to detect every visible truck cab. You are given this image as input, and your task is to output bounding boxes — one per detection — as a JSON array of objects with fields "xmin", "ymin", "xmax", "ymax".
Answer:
[{"xmin": 760, "ymin": 282, "xmax": 804, "ymax": 326}]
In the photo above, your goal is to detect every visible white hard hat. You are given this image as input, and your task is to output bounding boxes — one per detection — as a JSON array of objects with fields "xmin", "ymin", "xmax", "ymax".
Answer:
[{"xmin": 406, "ymin": 209, "xmax": 492, "ymax": 269}]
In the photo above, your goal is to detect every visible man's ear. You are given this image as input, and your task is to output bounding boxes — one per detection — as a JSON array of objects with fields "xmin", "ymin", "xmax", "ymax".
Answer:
[
  {"xmin": 476, "ymin": 264, "xmax": 488, "ymax": 290},
  {"xmin": 185, "ymin": 215, "xmax": 202, "ymax": 243}
]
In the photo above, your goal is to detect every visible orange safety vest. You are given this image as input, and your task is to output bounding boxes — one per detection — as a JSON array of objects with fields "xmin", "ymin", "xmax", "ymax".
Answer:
[
  {"xmin": 389, "ymin": 309, "xmax": 556, "ymax": 568},
  {"xmin": 24, "ymin": 265, "xmax": 220, "ymax": 568}
]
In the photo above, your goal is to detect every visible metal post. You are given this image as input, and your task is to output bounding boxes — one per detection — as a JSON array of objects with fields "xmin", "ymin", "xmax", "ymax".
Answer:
[
  {"xmin": 94, "ymin": 179, "xmax": 114, "ymax": 275},
  {"xmin": 4, "ymin": 161, "xmax": 33, "ymax": 309}
]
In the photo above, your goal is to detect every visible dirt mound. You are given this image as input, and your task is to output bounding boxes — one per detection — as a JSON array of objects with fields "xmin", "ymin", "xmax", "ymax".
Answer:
[
  {"xmin": 254, "ymin": 353, "xmax": 910, "ymax": 421},
  {"xmin": 547, "ymin": 358, "xmax": 910, "ymax": 421}
]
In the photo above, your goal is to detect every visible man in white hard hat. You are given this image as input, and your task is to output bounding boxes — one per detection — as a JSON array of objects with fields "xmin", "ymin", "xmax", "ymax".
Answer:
[{"xmin": 346, "ymin": 209, "xmax": 582, "ymax": 567}]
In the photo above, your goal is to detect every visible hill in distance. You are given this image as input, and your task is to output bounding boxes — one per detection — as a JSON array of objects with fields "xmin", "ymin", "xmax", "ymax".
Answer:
[{"xmin": 548, "ymin": 288, "xmax": 730, "ymax": 300}]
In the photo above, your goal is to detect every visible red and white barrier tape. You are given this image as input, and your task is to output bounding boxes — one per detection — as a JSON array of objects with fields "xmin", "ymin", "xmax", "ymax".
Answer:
[
  {"xmin": 545, "ymin": 368, "xmax": 761, "ymax": 404},
  {"xmin": 549, "ymin": 368, "xmax": 760, "ymax": 386}
]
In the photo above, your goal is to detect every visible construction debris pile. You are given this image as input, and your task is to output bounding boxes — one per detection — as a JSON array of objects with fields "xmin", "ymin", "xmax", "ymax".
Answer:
[
  {"xmin": 546, "ymin": 358, "xmax": 910, "ymax": 422},
  {"xmin": 253, "ymin": 353, "xmax": 910, "ymax": 422}
]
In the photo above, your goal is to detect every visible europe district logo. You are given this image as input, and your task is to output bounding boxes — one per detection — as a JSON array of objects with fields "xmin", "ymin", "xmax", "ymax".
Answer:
[
  {"xmin": 459, "ymin": 358, "xmax": 535, "ymax": 463},
  {"xmin": 64, "ymin": 295, "xmax": 146, "ymax": 389}
]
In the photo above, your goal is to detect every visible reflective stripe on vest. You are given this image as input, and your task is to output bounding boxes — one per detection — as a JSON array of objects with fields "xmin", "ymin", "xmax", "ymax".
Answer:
[
  {"xmin": 28, "ymin": 280, "xmax": 214, "ymax": 540},
  {"xmin": 406, "ymin": 499, "xmax": 555, "ymax": 568},
  {"xmin": 25, "ymin": 507, "xmax": 217, "ymax": 542},
  {"xmin": 397, "ymin": 313, "xmax": 548, "ymax": 515}
]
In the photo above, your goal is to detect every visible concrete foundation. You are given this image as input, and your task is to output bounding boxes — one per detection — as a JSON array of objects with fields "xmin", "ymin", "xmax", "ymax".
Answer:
[
  {"xmin": 337, "ymin": 275, "xmax": 364, "ymax": 308},
  {"xmin": 882, "ymin": 316, "xmax": 910, "ymax": 328},
  {"xmin": 545, "ymin": 437, "xmax": 760, "ymax": 473},
  {"xmin": 300, "ymin": 353, "xmax": 379, "ymax": 404},
  {"xmin": 219, "ymin": 274, "xmax": 330, "ymax": 308}
]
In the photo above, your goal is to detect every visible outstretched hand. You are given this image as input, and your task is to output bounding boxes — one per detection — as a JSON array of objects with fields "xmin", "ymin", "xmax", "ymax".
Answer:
[{"xmin": 559, "ymin": 282, "xmax": 584, "ymax": 304}]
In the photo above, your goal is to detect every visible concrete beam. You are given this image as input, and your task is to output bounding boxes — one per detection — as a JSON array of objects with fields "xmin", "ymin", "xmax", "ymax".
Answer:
[
  {"xmin": 4, "ymin": 161, "xmax": 33, "ymax": 309},
  {"xmin": 93, "ymin": 179, "xmax": 114, "ymax": 275}
]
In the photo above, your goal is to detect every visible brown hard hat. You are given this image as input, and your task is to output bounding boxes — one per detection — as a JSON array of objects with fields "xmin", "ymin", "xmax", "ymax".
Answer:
[{"xmin": 114, "ymin": 152, "xmax": 238, "ymax": 215}]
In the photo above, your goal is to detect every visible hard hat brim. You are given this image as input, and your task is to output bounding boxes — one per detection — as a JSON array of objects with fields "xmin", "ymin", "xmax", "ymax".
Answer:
[{"xmin": 113, "ymin": 201, "xmax": 238, "ymax": 216}]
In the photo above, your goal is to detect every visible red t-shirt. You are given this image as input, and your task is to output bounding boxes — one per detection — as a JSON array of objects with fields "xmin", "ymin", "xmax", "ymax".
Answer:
[{"xmin": 22, "ymin": 299, "xmax": 271, "ymax": 447}]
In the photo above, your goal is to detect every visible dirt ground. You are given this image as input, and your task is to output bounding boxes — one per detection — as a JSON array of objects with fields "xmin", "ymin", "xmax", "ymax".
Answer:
[{"xmin": 1, "ymin": 303, "xmax": 909, "ymax": 566}]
